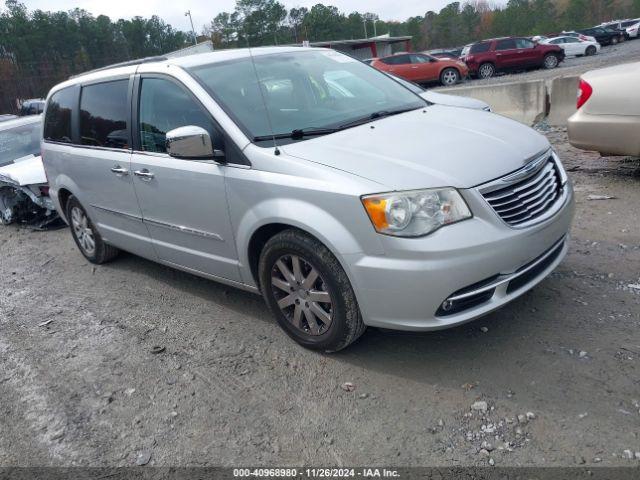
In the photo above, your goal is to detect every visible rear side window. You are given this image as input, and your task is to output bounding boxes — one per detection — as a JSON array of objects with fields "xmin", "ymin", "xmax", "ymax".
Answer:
[
  {"xmin": 382, "ymin": 55, "xmax": 410, "ymax": 65},
  {"xmin": 496, "ymin": 39, "xmax": 516, "ymax": 50},
  {"xmin": 470, "ymin": 42, "xmax": 490, "ymax": 54},
  {"xmin": 80, "ymin": 80, "xmax": 129, "ymax": 149},
  {"xmin": 44, "ymin": 88, "xmax": 76, "ymax": 143},
  {"xmin": 138, "ymin": 77, "xmax": 217, "ymax": 154}
]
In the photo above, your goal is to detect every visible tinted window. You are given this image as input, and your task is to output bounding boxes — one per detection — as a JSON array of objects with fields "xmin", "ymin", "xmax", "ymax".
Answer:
[
  {"xmin": 80, "ymin": 80, "xmax": 129, "ymax": 149},
  {"xmin": 550, "ymin": 39, "xmax": 563, "ymax": 44},
  {"xmin": 496, "ymin": 39, "xmax": 517, "ymax": 50},
  {"xmin": 470, "ymin": 42, "xmax": 491, "ymax": 53},
  {"xmin": 410, "ymin": 54, "xmax": 430, "ymax": 64},
  {"xmin": 44, "ymin": 88, "xmax": 75, "ymax": 143},
  {"xmin": 564, "ymin": 37, "xmax": 580, "ymax": 43},
  {"xmin": 515, "ymin": 38, "xmax": 535, "ymax": 49},
  {"xmin": 138, "ymin": 77, "xmax": 217, "ymax": 153},
  {"xmin": 0, "ymin": 120, "xmax": 41, "ymax": 166},
  {"xmin": 383, "ymin": 55, "xmax": 410, "ymax": 65}
]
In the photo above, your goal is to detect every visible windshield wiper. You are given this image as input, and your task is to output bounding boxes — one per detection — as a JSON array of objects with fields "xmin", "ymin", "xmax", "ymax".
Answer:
[
  {"xmin": 253, "ymin": 126, "xmax": 340, "ymax": 142},
  {"xmin": 338, "ymin": 106, "xmax": 423, "ymax": 130},
  {"xmin": 252, "ymin": 107, "xmax": 422, "ymax": 143}
]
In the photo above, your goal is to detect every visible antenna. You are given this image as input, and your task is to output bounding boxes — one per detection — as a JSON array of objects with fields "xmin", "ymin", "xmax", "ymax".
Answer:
[{"xmin": 246, "ymin": 41, "xmax": 281, "ymax": 156}]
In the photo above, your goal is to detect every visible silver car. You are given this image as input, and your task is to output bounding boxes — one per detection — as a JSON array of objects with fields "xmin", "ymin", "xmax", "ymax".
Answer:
[{"xmin": 42, "ymin": 47, "xmax": 574, "ymax": 351}]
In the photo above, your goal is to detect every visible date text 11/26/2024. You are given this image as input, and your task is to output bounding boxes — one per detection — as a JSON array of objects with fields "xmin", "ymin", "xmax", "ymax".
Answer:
[{"xmin": 233, "ymin": 469, "xmax": 400, "ymax": 478}]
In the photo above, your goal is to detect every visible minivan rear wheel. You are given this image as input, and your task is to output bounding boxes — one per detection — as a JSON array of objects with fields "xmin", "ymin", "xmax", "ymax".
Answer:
[
  {"xmin": 258, "ymin": 229, "xmax": 365, "ymax": 352},
  {"xmin": 66, "ymin": 196, "xmax": 119, "ymax": 264}
]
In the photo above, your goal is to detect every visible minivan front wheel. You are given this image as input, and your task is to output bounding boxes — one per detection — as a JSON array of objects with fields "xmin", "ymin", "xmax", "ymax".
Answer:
[
  {"xmin": 66, "ymin": 196, "xmax": 119, "ymax": 264},
  {"xmin": 258, "ymin": 229, "xmax": 365, "ymax": 352}
]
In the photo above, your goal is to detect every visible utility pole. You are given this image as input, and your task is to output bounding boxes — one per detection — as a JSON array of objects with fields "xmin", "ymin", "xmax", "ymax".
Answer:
[
  {"xmin": 363, "ymin": 18, "xmax": 368, "ymax": 38},
  {"xmin": 373, "ymin": 18, "xmax": 378, "ymax": 37},
  {"xmin": 185, "ymin": 10, "xmax": 197, "ymax": 45}
]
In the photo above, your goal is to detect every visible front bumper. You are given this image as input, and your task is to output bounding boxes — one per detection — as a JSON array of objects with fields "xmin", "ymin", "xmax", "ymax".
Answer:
[{"xmin": 343, "ymin": 181, "xmax": 574, "ymax": 331}]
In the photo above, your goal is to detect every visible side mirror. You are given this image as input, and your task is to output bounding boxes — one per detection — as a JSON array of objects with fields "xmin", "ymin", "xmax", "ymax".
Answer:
[{"xmin": 165, "ymin": 125, "xmax": 221, "ymax": 160}]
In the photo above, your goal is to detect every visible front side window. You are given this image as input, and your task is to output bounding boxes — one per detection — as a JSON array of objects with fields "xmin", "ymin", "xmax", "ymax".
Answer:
[
  {"xmin": 516, "ymin": 38, "xmax": 535, "ymax": 49},
  {"xmin": 188, "ymin": 50, "xmax": 424, "ymax": 143},
  {"xmin": 410, "ymin": 54, "xmax": 430, "ymax": 64},
  {"xmin": 564, "ymin": 37, "xmax": 580, "ymax": 43},
  {"xmin": 80, "ymin": 80, "xmax": 129, "ymax": 148},
  {"xmin": 0, "ymin": 120, "xmax": 41, "ymax": 166},
  {"xmin": 138, "ymin": 77, "xmax": 216, "ymax": 153},
  {"xmin": 44, "ymin": 87, "xmax": 75, "ymax": 143}
]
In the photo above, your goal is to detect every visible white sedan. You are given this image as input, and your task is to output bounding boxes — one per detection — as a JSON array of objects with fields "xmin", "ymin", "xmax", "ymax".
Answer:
[{"xmin": 541, "ymin": 36, "xmax": 600, "ymax": 57}]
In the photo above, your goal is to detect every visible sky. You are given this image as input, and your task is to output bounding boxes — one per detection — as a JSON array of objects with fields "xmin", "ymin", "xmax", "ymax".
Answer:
[{"xmin": 22, "ymin": 0, "xmax": 461, "ymax": 34}]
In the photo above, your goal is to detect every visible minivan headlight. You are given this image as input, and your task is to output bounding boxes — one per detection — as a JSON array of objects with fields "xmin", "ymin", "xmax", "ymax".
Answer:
[{"xmin": 361, "ymin": 188, "xmax": 472, "ymax": 237}]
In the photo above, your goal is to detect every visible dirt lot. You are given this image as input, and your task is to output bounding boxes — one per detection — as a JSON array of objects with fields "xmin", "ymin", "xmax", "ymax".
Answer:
[{"xmin": 1, "ymin": 130, "xmax": 639, "ymax": 467}]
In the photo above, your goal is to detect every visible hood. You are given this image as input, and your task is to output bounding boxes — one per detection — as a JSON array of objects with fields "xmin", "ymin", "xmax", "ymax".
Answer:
[
  {"xmin": 420, "ymin": 90, "xmax": 490, "ymax": 111},
  {"xmin": 0, "ymin": 155, "xmax": 46, "ymax": 186},
  {"xmin": 282, "ymin": 105, "xmax": 549, "ymax": 190}
]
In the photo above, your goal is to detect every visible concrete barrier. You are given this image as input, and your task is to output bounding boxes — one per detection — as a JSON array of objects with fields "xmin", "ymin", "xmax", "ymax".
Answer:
[
  {"xmin": 546, "ymin": 76, "xmax": 579, "ymax": 126},
  {"xmin": 439, "ymin": 80, "xmax": 547, "ymax": 125}
]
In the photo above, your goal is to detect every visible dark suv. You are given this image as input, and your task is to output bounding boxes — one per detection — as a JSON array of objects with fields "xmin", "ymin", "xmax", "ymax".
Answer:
[
  {"xmin": 577, "ymin": 27, "xmax": 626, "ymax": 45},
  {"xmin": 460, "ymin": 37, "xmax": 565, "ymax": 79}
]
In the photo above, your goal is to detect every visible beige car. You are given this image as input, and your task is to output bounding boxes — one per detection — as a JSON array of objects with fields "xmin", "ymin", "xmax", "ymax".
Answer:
[{"xmin": 568, "ymin": 61, "xmax": 640, "ymax": 156}]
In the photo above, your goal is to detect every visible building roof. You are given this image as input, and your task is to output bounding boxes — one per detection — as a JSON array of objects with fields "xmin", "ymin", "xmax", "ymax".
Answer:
[{"xmin": 302, "ymin": 36, "xmax": 412, "ymax": 48}]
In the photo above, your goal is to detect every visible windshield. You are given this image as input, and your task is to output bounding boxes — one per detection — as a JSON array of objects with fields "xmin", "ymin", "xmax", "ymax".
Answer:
[
  {"xmin": 0, "ymin": 120, "xmax": 41, "ymax": 166},
  {"xmin": 189, "ymin": 50, "xmax": 425, "ymax": 143}
]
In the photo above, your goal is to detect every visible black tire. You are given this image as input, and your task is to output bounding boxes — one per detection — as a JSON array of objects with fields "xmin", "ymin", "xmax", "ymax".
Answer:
[
  {"xmin": 66, "ymin": 196, "xmax": 119, "ymax": 264},
  {"xmin": 543, "ymin": 53, "xmax": 559, "ymax": 69},
  {"xmin": 258, "ymin": 229, "xmax": 365, "ymax": 352},
  {"xmin": 439, "ymin": 67, "xmax": 460, "ymax": 86},
  {"xmin": 611, "ymin": 36, "xmax": 619, "ymax": 45},
  {"xmin": 478, "ymin": 62, "xmax": 495, "ymax": 79},
  {"xmin": 585, "ymin": 45, "xmax": 597, "ymax": 56}
]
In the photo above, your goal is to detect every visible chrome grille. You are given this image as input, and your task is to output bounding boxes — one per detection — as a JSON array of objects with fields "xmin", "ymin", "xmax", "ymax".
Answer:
[{"xmin": 481, "ymin": 155, "xmax": 564, "ymax": 227}]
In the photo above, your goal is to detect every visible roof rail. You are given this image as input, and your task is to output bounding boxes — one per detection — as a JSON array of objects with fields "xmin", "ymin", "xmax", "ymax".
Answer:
[{"xmin": 69, "ymin": 56, "xmax": 168, "ymax": 79}]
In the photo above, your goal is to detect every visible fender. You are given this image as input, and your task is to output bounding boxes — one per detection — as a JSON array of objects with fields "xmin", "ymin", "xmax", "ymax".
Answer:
[{"xmin": 234, "ymin": 197, "xmax": 384, "ymax": 288}]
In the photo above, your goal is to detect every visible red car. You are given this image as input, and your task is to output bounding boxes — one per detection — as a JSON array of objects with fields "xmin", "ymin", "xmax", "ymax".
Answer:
[
  {"xmin": 460, "ymin": 37, "xmax": 565, "ymax": 79},
  {"xmin": 371, "ymin": 53, "xmax": 469, "ymax": 87}
]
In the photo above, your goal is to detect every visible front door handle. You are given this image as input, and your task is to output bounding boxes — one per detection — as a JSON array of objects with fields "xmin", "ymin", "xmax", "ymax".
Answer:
[
  {"xmin": 134, "ymin": 169, "xmax": 154, "ymax": 180},
  {"xmin": 110, "ymin": 166, "xmax": 129, "ymax": 175}
]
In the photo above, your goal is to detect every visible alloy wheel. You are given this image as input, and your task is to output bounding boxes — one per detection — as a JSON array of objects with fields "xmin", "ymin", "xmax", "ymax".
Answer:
[
  {"xmin": 544, "ymin": 55, "xmax": 558, "ymax": 68},
  {"xmin": 270, "ymin": 254, "xmax": 333, "ymax": 336},
  {"xmin": 479, "ymin": 64, "xmax": 494, "ymax": 78},
  {"xmin": 71, "ymin": 206, "xmax": 96, "ymax": 255},
  {"xmin": 442, "ymin": 69, "xmax": 459, "ymax": 86}
]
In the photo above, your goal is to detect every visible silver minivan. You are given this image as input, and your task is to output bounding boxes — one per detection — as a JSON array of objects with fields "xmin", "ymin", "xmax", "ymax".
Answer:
[{"xmin": 42, "ymin": 47, "xmax": 574, "ymax": 351}]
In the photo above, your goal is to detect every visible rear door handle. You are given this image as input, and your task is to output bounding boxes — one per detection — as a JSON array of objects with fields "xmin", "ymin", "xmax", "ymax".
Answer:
[
  {"xmin": 134, "ymin": 169, "xmax": 154, "ymax": 180},
  {"xmin": 110, "ymin": 166, "xmax": 129, "ymax": 175}
]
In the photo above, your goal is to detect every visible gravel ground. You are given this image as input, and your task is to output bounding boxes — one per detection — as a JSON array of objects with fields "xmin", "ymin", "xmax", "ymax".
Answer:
[
  {"xmin": 1, "ymin": 135, "xmax": 639, "ymax": 467},
  {"xmin": 438, "ymin": 37, "xmax": 640, "ymax": 89}
]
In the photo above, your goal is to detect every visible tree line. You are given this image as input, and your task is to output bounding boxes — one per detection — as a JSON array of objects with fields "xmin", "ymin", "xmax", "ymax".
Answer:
[
  {"xmin": 207, "ymin": 0, "xmax": 640, "ymax": 50},
  {"xmin": 2, "ymin": 0, "xmax": 640, "ymax": 112},
  {"xmin": 0, "ymin": 0, "xmax": 188, "ymax": 112}
]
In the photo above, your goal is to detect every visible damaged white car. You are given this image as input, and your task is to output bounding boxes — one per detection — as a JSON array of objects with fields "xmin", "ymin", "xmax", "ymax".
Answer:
[{"xmin": 0, "ymin": 115, "xmax": 59, "ymax": 228}]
